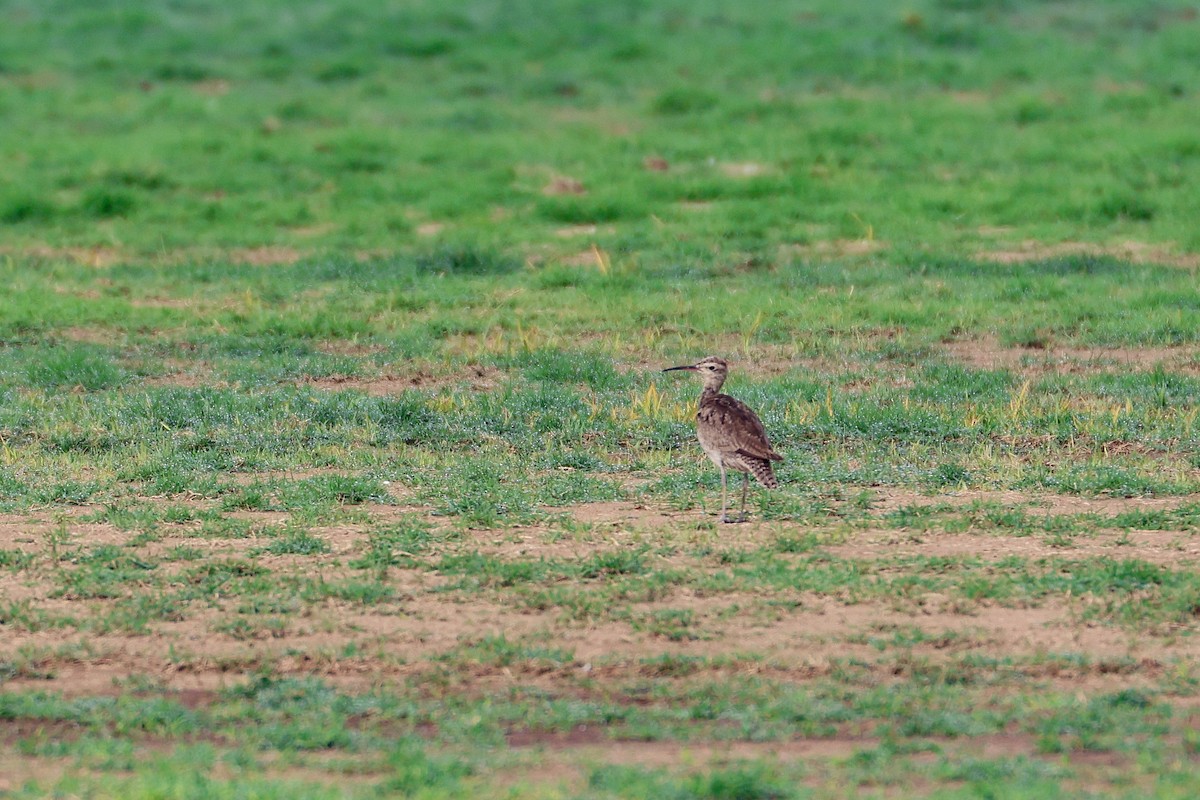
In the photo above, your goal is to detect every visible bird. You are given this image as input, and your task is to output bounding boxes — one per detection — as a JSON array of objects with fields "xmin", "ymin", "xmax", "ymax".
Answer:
[{"xmin": 662, "ymin": 356, "xmax": 782, "ymax": 523}]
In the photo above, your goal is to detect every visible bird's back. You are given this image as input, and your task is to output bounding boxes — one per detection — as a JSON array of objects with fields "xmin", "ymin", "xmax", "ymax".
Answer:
[{"xmin": 697, "ymin": 392, "xmax": 782, "ymax": 470}]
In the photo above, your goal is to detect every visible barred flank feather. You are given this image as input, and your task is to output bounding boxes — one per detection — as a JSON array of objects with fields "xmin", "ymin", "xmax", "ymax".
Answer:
[{"xmin": 747, "ymin": 457, "xmax": 778, "ymax": 489}]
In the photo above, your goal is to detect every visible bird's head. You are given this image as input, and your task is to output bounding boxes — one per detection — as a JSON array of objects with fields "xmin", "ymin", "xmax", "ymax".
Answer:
[{"xmin": 663, "ymin": 356, "xmax": 728, "ymax": 391}]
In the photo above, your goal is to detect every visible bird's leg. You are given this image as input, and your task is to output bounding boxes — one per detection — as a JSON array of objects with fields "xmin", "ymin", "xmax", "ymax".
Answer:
[
  {"xmin": 736, "ymin": 473, "xmax": 748, "ymax": 522},
  {"xmin": 719, "ymin": 465, "xmax": 732, "ymax": 523}
]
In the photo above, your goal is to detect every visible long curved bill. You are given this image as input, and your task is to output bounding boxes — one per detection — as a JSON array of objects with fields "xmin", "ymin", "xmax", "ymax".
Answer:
[{"xmin": 662, "ymin": 364, "xmax": 698, "ymax": 372}]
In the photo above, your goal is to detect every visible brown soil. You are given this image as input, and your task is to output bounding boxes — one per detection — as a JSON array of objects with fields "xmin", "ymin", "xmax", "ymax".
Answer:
[
  {"xmin": 561, "ymin": 247, "xmax": 611, "ymax": 267},
  {"xmin": 301, "ymin": 364, "xmax": 500, "ymax": 395},
  {"xmin": 542, "ymin": 176, "xmax": 587, "ymax": 196},
  {"xmin": 17, "ymin": 245, "xmax": 126, "ymax": 267},
  {"xmin": 863, "ymin": 486, "xmax": 1200, "ymax": 517},
  {"xmin": 943, "ymin": 335, "xmax": 1198, "ymax": 374},
  {"xmin": 57, "ymin": 326, "xmax": 124, "ymax": 345},
  {"xmin": 3, "ymin": 493, "xmax": 1193, "ymax": 689},
  {"xmin": 555, "ymin": 224, "xmax": 611, "ymax": 238},
  {"xmin": 138, "ymin": 364, "xmax": 503, "ymax": 394},
  {"xmin": 6, "ymin": 238, "xmax": 1194, "ymax": 273},
  {"xmin": 780, "ymin": 239, "xmax": 884, "ymax": 259},
  {"xmin": 825, "ymin": 527, "xmax": 1200, "ymax": 566},
  {"xmin": 975, "ymin": 240, "xmax": 1200, "ymax": 269},
  {"xmin": 720, "ymin": 161, "xmax": 772, "ymax": 178},
  {"xmin": 2, "ymin": 490, "xmax": 1198, "ymax": 787},
  {"xmin": 228, "ymin": 246, "xmax": 304, "ymax": 266}
]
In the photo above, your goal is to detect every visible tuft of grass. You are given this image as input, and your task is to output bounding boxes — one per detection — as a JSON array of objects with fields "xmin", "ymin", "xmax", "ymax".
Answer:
[
  {"xmin": 253, "ymin": 530, "xmax": 330, "ymax": 557},
  {"xmin": 24, "ymin": 347, "xmax": 127, "ymax": 391}
]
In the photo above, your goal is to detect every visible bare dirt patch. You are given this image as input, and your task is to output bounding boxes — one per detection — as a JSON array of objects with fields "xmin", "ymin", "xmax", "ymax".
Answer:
[
  {"xmin": 780, "ymin": 239, "xmax": 884, "ymax": 259},
  {"xmin": 4, "ymin": 491, "xmax": 1200, "ymax": 759},
  {"xmin": 555, "ymin": 224, "xmax": 614, "ymax": 238},
  {"xmin": 863, "ymin": 486, "xmax": 1200, "ymax": 517},
  {"xmin": 56, "ymin": 326, "xmax": 124, "ymax": 345},
  {"xmin": 191, "ymin": 78, "xmax": 231, "ymax": 96},
  {"xmin": 943, "ymin": 335, "xmax": 1198, "ymax": 374},
  {"xmin": 301, "ymin": 364, "xmax": 500, "ymax": 394},
  {"xmin": 945, "ymin": 89, "xmax": 991, "ymax": 105},
  {"xmin": 976, "ymin": 240, "xmax": 1200, "ymax": 268},
  {"xmin": 15, "ymin": 245, "xmax": 126, "ymax": 267},
  {"xmin": 490, "ymin": 730, "xmax": 1135, "ymax": 799},
  {"xmin": 228, "ymin": 246, "xmax": 305, "ymax": 266},
  {"xmin": 825, "ymin": 527, "xmax": 1200, "ymax": 567},
  {"xmin": 313, "ymin": 341, "xmax": 388, "ymax": 357},
  {"xmin": 546, "ymin": 108, "xmax": 637, "ymax": 137},
  {"xmin": 561, "ymin": 247, "xmax": 611, "ymax": 268},
  {"xmin": 129, "ymin": 294, "xmax": 200, "ymax": 310},
  {"xmin": 0, "ymin": 752, "xmax": 75, "ymax": 795},
  {"xmin": 542, "ymin": 176, "xmax": 586, "ymax": 196},
  {"xmin": 720, "ymin": 161, "xmax": 772, "ymax": 178},
  {"xmin": 555, "ymin": 499, "xmax": 692, "ymax": 530}
]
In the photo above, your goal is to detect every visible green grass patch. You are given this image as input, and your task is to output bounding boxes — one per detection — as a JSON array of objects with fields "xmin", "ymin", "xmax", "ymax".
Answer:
[{"xmin": 6, "ymin": 0, "xmax": 1200, "ymax": 796}]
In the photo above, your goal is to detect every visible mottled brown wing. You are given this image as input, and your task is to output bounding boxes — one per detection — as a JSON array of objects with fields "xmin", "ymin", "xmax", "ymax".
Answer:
[{"xmin": 697, "ymin": 393, "xmax": 783, "ymax": 462}]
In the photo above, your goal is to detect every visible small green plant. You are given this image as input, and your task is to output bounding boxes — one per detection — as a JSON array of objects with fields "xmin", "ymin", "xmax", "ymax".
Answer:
[{"xmin": 253, "ymin": 530, "xmax": 329, "ymax": 557}]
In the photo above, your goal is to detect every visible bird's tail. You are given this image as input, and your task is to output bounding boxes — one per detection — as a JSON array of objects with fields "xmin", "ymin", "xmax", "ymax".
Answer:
[{"xmin": 748, "ymin": 458, "xmax": 779, "ymax": 489}]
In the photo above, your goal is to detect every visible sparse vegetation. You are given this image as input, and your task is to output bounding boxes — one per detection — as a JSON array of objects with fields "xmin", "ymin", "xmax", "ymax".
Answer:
[{"xmin": 3, "ymin": 0, "xmax": 1200, "ymax": 797}]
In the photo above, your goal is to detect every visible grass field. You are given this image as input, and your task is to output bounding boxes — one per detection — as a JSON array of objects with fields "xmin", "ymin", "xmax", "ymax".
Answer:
[{"xmin": 3, "ymin": 1, "xmax": 1200, "ymax": 797}]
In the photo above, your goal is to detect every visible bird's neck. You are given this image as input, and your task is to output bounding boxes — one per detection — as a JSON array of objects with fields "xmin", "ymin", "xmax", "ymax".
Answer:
[{"xmin": 700, "ymin": 384, "xmax": 723, "ymax": 400}]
